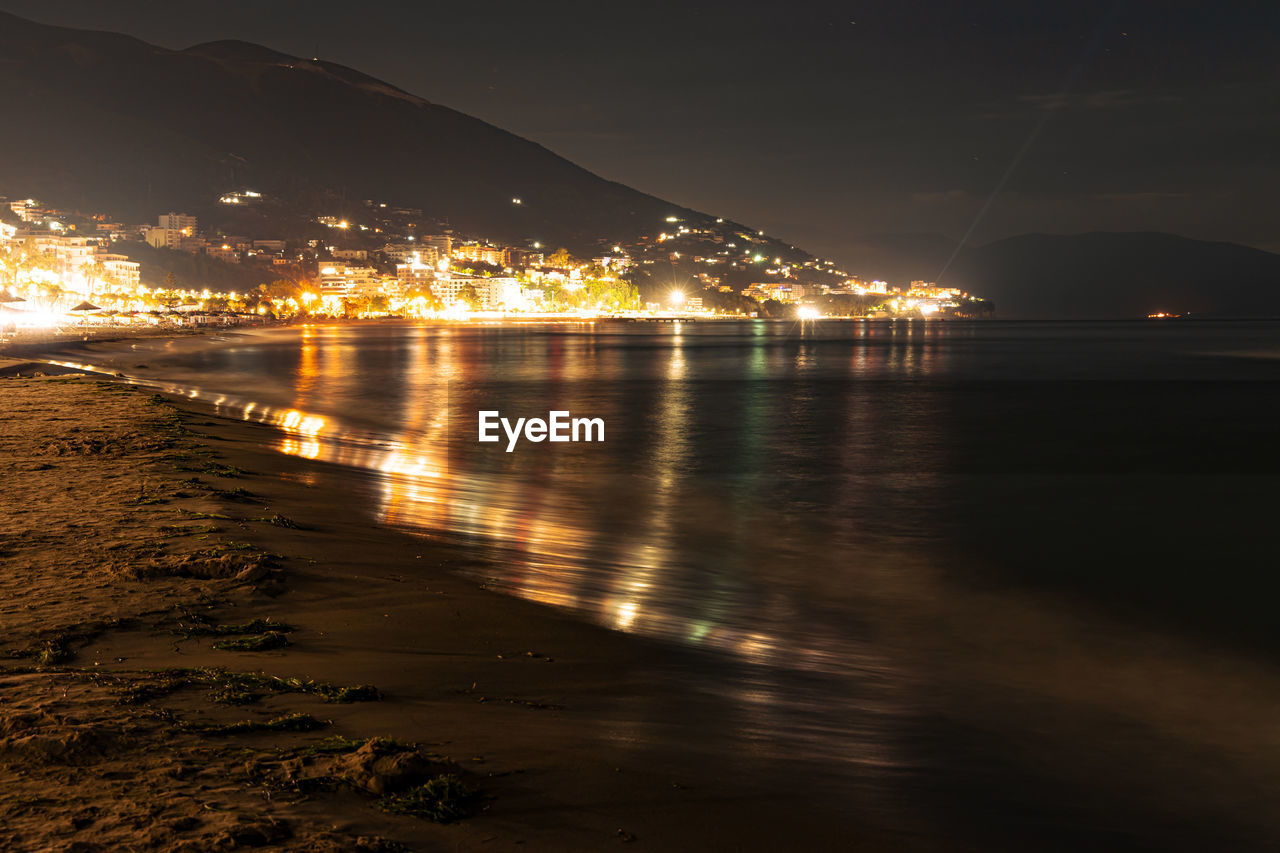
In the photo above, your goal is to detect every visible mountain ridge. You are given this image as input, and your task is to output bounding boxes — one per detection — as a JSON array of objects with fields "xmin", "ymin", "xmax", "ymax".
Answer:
[
  {"xmin": 0, "ymin": 11, "xmax": 728, "ymax": 254},
  {"xmin": 949, "ymin": 231, "xmax": 1280, "ymax": 318}
]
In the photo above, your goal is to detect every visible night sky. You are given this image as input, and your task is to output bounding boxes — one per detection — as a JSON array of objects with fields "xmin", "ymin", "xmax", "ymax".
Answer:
[{"xmin": 1, "ymin": 0, "xmax": 1276, "ymax": 258}]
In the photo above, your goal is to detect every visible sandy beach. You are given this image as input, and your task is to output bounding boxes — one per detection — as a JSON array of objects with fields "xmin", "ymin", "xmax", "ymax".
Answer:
[{"xmin": 0, "ymin": 365, "xmax": 875, "ymax": 851}]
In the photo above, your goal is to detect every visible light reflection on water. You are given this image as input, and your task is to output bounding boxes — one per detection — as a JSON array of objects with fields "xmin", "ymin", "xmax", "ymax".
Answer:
[{"xmin": 64, "ymin": 320, "xmax": 1280, "ymax": 849}]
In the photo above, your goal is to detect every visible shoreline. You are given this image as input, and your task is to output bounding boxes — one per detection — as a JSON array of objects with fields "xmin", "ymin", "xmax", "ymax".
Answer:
[
  {"xmin": 151, "ymin": 388, "xmax": 887, "ymax": 849},
  {"xmin": 10, "ymin": 325, "xmax": 1280, "ymax": 849},
  {"xmin": 0, "ymin": 373, "xmax": 874, "ymax": 850}
]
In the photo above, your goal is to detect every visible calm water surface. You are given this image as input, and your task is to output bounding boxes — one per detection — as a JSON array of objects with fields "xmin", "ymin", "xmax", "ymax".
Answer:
[{"xmin": 73, "ymin": 320, "xmax": 1280, "ymax": 850}]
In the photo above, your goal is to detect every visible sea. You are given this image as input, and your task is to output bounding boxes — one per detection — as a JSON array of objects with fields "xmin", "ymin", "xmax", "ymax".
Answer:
[{"xmin": 68, "ymin": 319, "xmax": 1280, "ymax": 850}]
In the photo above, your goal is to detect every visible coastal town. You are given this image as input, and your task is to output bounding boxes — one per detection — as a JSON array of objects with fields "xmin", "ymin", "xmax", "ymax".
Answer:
[{"xmin": 0, "ymin": 191, "xmax": 992, "ymax": 340}]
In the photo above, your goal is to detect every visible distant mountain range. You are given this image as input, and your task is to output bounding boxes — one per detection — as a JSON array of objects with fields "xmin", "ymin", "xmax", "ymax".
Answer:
[
  {"xmin": 958, "ymin": 232, "xmax": 1280, "ymax": 318},
  {"xmin": 844, "ymin": 231, "xmax": 1280, "ymax": 318},
  {"xmin": 1, "ymin": 12, "xmax": 1276, "ymax": 318}
]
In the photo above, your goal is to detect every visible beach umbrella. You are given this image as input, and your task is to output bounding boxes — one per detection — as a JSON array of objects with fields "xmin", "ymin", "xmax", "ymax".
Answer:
[{"xmin": 69, "ymin": 301, "xmax": 102, "ymax": 312}]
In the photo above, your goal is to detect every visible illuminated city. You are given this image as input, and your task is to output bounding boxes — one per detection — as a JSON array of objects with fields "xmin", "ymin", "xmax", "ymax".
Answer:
[{"xmin": 1, "ymin": 195, "xmax": 994, "ymax": 341}]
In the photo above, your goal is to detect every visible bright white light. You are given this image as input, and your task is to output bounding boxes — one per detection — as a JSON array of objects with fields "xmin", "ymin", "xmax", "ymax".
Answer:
[
  {"xmin": 797, "ymin": 306, "xmax": 820, "ymax": 320},
  {"xmin": 669, "ymin": 290, "xmax": 685, "ymax": 306},
  {"xmin": 615, "ymin": 600, "xmax": 639, "ymax": 630}
]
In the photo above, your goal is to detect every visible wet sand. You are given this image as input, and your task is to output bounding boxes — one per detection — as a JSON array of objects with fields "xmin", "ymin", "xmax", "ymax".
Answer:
[{"xmin": 0, "ymin": 373, "xmax": 883, "ymax": 850}]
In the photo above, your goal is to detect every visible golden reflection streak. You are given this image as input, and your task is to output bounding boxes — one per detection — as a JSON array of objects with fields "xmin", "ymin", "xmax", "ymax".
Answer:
[
  {"xmin": 46, "ymin": 332, "xmax": 845, "ymax": 674},
  {"xmin": 295, "ymin": 326, "xmax": 318, "ymax": 407},
  {"xmin": 114, "ymin": 330, "xmax": 880, "ymax": 686},
  {"xmin": 597, "ymin": 327, "xmax": 691, "ymax": 635}
]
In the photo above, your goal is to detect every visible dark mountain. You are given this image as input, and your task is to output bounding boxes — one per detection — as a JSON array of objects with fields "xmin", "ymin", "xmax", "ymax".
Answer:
[
  {"xmin": 0, "ymin": 12, "xmax": 755, "ymax": 254},
  {"xmin": 946, "ymin": 232, "xmax": 1280, "ymax": 319},
  {"xmin": 831, "ymin": 231, "xmax": 1280, "ymax": 318}
]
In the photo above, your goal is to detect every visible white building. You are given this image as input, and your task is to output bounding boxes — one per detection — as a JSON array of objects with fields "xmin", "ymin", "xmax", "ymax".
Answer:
[
  {"xmin": 431, "ymin": 273, "xmax": 475, "ymax": 305},
  {"xmin": 318, "ymin": 265, "xmax": 381, "ymax": 297},
  {"xmin": 158, "ymin": 212, "xmax": 197, "ymax": 233},
  {"xmin": 98, "ymin": 254, "xmax": 141, "ymax": 290},
  {"xmin": 219, "ymin": 190, "xmax": 262, "ymax": 205},
  {"xmin": 396, "ymin": 258, "xmax": 435, "ymax": 295},
  {"xmin": 593, "ymin": 255, "xmax": 631, "ymax": 272},
  {"xmin": 9, "ymin": 199, "xmax": 44, "ymax": 223},
  {"xmin": 765, "ymin": 284, "xmax": 804, "ymax": 303},
  {"xmin": 480, "ymin": 277, "xmax": 524, "ymax": 310},
  {"xmin": 420, "ymin": 234, "xmax": 452, "ymax": 257},
  {"xmin": 207, "ymin": 244, "xmax": 239, "ymax": 263},
  {"xmin": 384, "ymin": 243, "xmax": 439, "ymax": 266},
  {"xmin": 51, "ymin": 237, "xmax": 97, "ymax": 274},
  {"xmin": 145, "ymin": 228, "xmax": 184, "ymax": 250},
  {"xmin": 453, "ymin": 244, "xmax": 507, "ymax": 266},
  {"xmin": 432, "ymin": 274, "xmax": 524, "ymax": 310}
]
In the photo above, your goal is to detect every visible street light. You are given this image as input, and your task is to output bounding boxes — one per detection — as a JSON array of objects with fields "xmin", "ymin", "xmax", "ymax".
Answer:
[{"xmin": 669, "ymin": 289, "xmax": 685, "ymax": 308}]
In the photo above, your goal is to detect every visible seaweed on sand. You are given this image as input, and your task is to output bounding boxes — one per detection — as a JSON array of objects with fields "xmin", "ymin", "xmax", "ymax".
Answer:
[
  {"xmin": 211, "ymin": 631, "xmax": 292, "ymax": 652},
  {"xmin": 377, "ymin": 774, "xmax": 481, "ymax": 823},
  {"xmin": 108, "ymin": 667, "xmax": 381, "ymax": 707},
  {"xmin": 176, "ymin": 617, "xmax": 296, "ymax": 639},
  {"xmin": 196, "ymin": 712, "xmax": 328, "ymax": 736}
]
